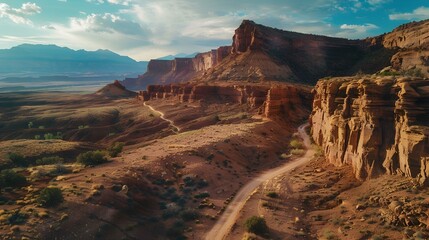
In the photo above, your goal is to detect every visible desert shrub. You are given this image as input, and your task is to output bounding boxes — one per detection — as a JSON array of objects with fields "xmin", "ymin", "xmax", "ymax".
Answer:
[
  {"xmin": 194, "ymin": 191, "xmax": 210, "ymax": 199},
  {"xmin": 78, "ymin": 125, "xmax": 89, "ymax": 129},
  {"xmin": 290, "ymin": 139, "xmax": 304, "ymax": 149},
  {"xmin": 37, "ymin": 187, "xmax": 63, "ymax": 207},
  {"xmin": 34, "ymin": 135, "xmax": 41, "ymax": 140},
  {"xmin": 76, "ymin": 150, "xmax": 108, "ymax": 166},
  {"xmin": 108, "ymin": 142, "xmax": 125, "ymax": 157},
  {"xmin": 44, "ymin": 133, "xmax": 54, "ymax": 140},
  {"xmin": 36, "ymin": 156, "xmax": 64, "ymax": 165},
  {"xmin": 27, "ymin": 122, "xmax": 33, "ymax": 129},
  {"xmin": 7, "ymin": 153, "xmax": 28, "ymax": 167},
  {"xmin": 49, "ymin": 163, "xmax": 70, "ymax": 175},
  {"xmin": 266, "ymin": 192, "xmax": 278, "ymax": 198},
  {"xmin": 0, "ymin": 169, "xmax": 27, "ymax": 188},
  {"xmin": 8, "ymin": 211, "xmax": 27, "ymax": 225},
  {"xmin": 244, "ymin": 216, "xmax": 269, "ymax": 235},
  {"xmin": 180, "ymin": 209, "xmax": 199, "ymax": 221},
  {"xmin": 290, "ymin": 149, "xmax": 305, "ymax": 156}
]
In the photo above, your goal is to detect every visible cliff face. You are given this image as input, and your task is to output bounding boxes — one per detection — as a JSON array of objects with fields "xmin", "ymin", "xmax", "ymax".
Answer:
[
  {"xmin": 199, "ymin": 20, "xmax": 389, "ymax": 84},
  {"xmin": 311, "ymin": 76, "xmax": 429, "ymax": 184},
  {"xmin": 138, "ymin": 83, "xmax": 312, "ymax": 122},
  {"xmin": 381, "ymin": 19, "xmax": 429, "ymax": 76},
  {"xmin": 122, "ymin": 46, "xmax": 232, "ymax": 90},
  {"xmin": 123, "ymin": 19, "xmax": 429, "ymax": 90}
]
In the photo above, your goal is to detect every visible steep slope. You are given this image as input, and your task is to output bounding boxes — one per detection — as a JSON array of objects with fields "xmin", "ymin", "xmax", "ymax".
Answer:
[
  {"xmin": 0, "ymin": 44, "xmax": 148, "ymax": 77},
  {"xmin": 311, "ymin": 76, "xmax": 429, "ymax": 185}
]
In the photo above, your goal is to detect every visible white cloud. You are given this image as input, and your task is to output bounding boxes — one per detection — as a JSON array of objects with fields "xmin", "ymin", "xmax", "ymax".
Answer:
[
  {"xmin": 338, "ymin": 23, "xmax": 378, "ymax": 38},
  {"xmin": 389, "ymin": 6, "xmax": 429, "ymax": 21},
  {"xmin": 0, "ymin": 2, "xmax": 41, "ymax": 25},
  {"xmin": 367, "ymin": 0, "xmax": 386, "ymax": 5},
  {"xmin": 107, "ymin": 0, "xmax": 130, "ymax": 6}
]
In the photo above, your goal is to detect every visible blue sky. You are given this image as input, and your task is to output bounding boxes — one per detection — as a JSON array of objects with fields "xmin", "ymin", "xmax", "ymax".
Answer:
[{"xmin": 0, "ymin": 0, "xmax": 428, "ymax": 60}]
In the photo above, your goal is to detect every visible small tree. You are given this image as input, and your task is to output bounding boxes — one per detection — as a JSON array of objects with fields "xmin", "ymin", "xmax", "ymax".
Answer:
[
  {"xmin": 28, "ymin": 122, "xmax": 34, "ymax": 129},
  {"xmin": 107, "ymin": 142, "xmax": 124, "ymax": 157},
  {"xmin": 7, "ymin": 153, "xmax": 28, "ymax": 167},
  {"xmin": 0, "ymin": 169, "xmax": 27, "ymax": 189},
  {"xmin": 76, "ymin": 151, "xmax": 108, "ymax": 166},
  {"xmin": 37, "ymin": 187, "xmax": 63, "ymax": 207},
  {"xmin": 244, "ymin": 216, "xmax": 269, "ymax": 236}
]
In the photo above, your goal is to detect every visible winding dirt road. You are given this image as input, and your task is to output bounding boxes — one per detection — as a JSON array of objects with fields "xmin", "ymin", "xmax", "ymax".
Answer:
[
  {"xmin": 143, "ymin": 102, "xmax": 181, "ymax": 132},
  {"xmin": 205, "ymin": 123, "xmax": 314, "ymax": 240}
]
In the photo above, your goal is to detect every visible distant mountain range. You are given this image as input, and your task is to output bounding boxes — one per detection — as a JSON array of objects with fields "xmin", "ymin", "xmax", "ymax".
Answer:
[
  {"xmin": 0, "ymin": 44, "xmax": 148, "ymax": 78},
  {"xmin": 156, "ymin": 52, "xmax": 199, "ymax": 60}
]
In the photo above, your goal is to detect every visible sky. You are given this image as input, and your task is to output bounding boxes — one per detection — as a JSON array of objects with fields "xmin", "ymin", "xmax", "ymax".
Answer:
[{"xmin": 0, "ymin": 0, "xmax": 428, "ymax": 61}]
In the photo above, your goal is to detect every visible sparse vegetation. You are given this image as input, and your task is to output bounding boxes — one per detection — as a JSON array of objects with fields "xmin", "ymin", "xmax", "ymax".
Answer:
[
  {"xmin": 290, "ymin": 149, "xmax": 305, "ymax": 156},
  {"xmin": 36, "ymin": 156, "xmax": 63, "ymax": 165},
  {"xmin": 27, "ymin": 121, "xmax": 33, "ymax": 129},
  {"xmin": 290, "ymin": 139, "xmax": 304, "ymax": 149},
  {"xmin": 76, "ymin": 150, "xmax": 108, "ymax": 166},
  {"xmin": 0, "ymin": 169, "xmax": 27, "ymax": 189},
  {"xmin": 7, "ymin": 211, "xmax": 28, "ymax": 225},
  {"xmin": 78, "ymin": 125, "xmax": 89, "ymax": 129},
  {"xmin": 7, "ymin": 153, "xmax": 28, "ymax": 167},
  {"xmin": 37, "ymin": 187, "xmax": 63, "ymax": 207},
  {"xmin": 43, "ymin": 132, "xmax": 62, "ymax": 140},
  {"xmin": 244, "ymin": 216, "xmax": 269, "ymax": 236},
  {"xmin": 108, "ymin": 142, "xmax": 125, "ymax": 157}
]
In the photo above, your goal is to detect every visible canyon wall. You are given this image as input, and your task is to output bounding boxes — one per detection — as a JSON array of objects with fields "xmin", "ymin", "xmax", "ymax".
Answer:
[
  {"xmin": 311, "ymin": 76, "xmax": 429, "ymax": 185},
  {"xmin": 382, "ymin": 20, "xmax": 429, "ymax": 77},
  {"xmin": 138, "ymin": 83, "xmax": 312, "ymax": 122},
  {"xmin": 122, "ymin": 46, "xmax": 232, "ymax": 90}
]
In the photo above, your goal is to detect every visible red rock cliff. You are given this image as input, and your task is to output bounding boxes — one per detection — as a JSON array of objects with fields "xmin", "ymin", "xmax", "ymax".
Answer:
[
  {"xmin": 123, "ymin": 46, "xmax": 232, "ymax": 90},
  {"xmin": 311, "ymin": 76, "xmax": 429, "ymax": 185},
  {"xmin": 138, "ymin": 83, "xmax": 311, "ymax": 123}
]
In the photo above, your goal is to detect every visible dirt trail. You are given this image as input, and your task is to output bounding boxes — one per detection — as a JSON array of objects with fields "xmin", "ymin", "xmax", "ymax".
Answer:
[
  {"xmin": 205, "ymin": 123, "xmax": 314, "ymax": 240},
  {"xmin": 143, "ymin": 102, "xmax": 181, "ymax": 132}
]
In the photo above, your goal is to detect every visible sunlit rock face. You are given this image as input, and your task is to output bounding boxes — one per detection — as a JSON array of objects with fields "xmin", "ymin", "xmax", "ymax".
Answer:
[{"xmin": 311, "ymin": 76, "xmax": 429, "ymax": 185}]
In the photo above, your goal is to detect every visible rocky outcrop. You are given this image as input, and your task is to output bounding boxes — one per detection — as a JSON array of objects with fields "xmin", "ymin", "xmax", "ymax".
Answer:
[
  {"xmin": 95, "ymin": 80, "xmax": 137, "ymax": 98},
  {"xmin": 381, "ymin": 19, "xmax": 429, "ymax": 77},
  {"xmin": 311, "ymin": 76, "xmax": 429, "ymax": 184},
  {"xmin": 138, "ymin": 83, "xmax": 311, "ymax": 122},
  {"xmin": 122, "ymin": 46, "xmax": 232, "ymax": 90}
]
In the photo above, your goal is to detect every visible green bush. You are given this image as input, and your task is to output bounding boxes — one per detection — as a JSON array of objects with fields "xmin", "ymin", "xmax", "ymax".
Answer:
[
  {"xmin": 108, "ymin": 142, "xmax": 125, "ymax": 157},
  {"xmin": 7, "ymin": 153, "xmax": 28, "ymax": 167},
  {"xmin": 36, "ymin": 156, "xmax": 64, "ymax": 165},
  {"xmin": 0, "ymin": 169, "xmax": 27, "ymax": 188},
  {"xmin": 290, "ymin": 149, "xmax": 305, "ymax": 156},
  {"xmin": 244, "ymin": 216, "xmax": 269, "ymax": 235},
  {"xmin": 37, "ymin": 187, "xmax": 63, "ymax": 207},
  {"xmin": 180, "ymin": 209, "xmax": 199, "ymax": 221},
  {"xmin": 8, "ymin": 211, "xmax": 28, "ymax": 225},
  {"xmin": 76, "ymin": 150, "xmax": 108, "ymax": 166},
  {"xmin": 290, "ymin": 139, "xmax": 304, "ymax": 149},
  {"xmin": 28, "ymin": 122, "xmax": 33, "ymax": 129},
  {"xmin": 194, "ymin": 191, "xmax": 210, "ymax": 199}
]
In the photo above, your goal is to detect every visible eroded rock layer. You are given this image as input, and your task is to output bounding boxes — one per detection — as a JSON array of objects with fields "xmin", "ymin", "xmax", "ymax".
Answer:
[
  {"xmin": 311, "ymin": 76, "xmax": 429, "ymax": 184},
  {"xmin": 123, "ymin": 46, "xmax": 232, "ymax": 90},
  {"xmin": 138, "ymin": 83, "xmax": 312, "ymax": 122}
]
